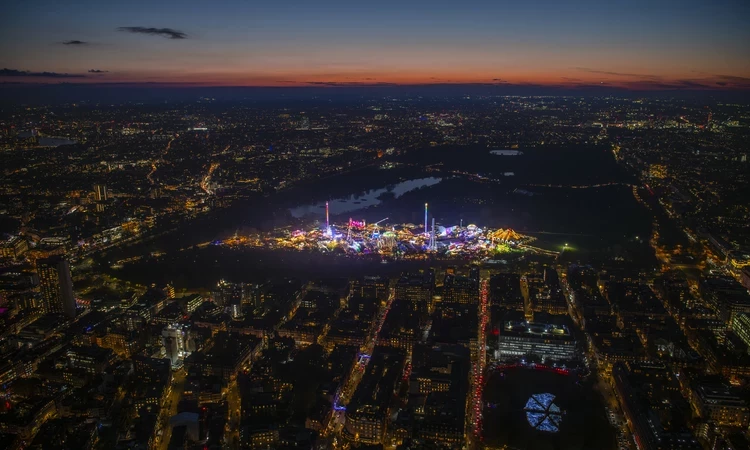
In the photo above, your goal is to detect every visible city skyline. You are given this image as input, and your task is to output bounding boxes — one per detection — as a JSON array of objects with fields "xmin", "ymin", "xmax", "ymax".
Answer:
[
  {"xmin": 2, "ymin": 2, "xmax": 750, "ymax": 449},
  {"xmin": 2, "ymin": 0, "xmax": 750, "ymax": 89},
  {"xmin": 2, "ymin": 89, "xmax": 750, "ymax": 450}
]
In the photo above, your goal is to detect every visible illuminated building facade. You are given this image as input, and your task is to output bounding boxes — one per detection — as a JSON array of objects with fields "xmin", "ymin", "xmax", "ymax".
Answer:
[
  {"xmin": 97, "ymin": 330, "xmax": 142, "ymax": 358},
  {"xmin": 649, "ymin": 164, "xmax": 667, "ymax": 179},
  {"xmin": 185, "ymin": 294, "xmax": 204, "ymax": 313},
  {"xmin": 496, "ymin": 321, "xmax": 576, "ymax": 361},
  {"xmin": 351, "ymin": 276, "xmax": 389, "ymax": 302},
  {"xmin": 741, "ymin": 268, "xmax": 750, "ymax": 291},
  {"xmin": 410, "ymin": 344, "xmax": 469, "ymax": 446},
  {"xmin": 162, "ymin": 325, "xmax": 190, "ymax": 365},
  {"xmin": 689, "ymin": 382, "xmax": 750, "ymax": 428},
  {"xmin": 490, "ymin": 273, "xmax": 524, "ymax": 310},
  {"xmin": 241, "ymin": 428, "xmax": 279, "ymax": 449},
  {"xmin": 613, "ymin": 362, "xmax": 701, "ymax": 450},
  {"xmin": 67, "ymin": 345, "xmax": 115, "ymax": 375},
  {"xmin": 378, "ymin": 300, "xmax": 421, "ymax": 353},
  {"xmin": 184, "ymin": 331, "xmax": 259, "ymax": 381},
  {"xmin": 93, "ymin": 184, "xmax": 108, "ymax": 201},
  {"xmin": 731, "ymin": 312, "xmax": 750, "ymax": 349},
  {"xmin": 536, "ymin": 268, "xmax": 568, "ymax": 315},
  {"xmin": 701, "ymin": 276, "xmax": 750, "ymax": 326},
  {"xmin": 395, "ymin": 270, "xmax": 434, "ymax": 313},
  {"xmin": 1, "ymin": 236, "xmax": 28, "ymax": 259},
  {"xmin": 36, "ymin": 256, "xmax": 76, "ymax": 318},
  {"xmin": 213, "ymin": 280, "xmax": 245, "ymax": 318},
  {"xmin": 442, "ymin": 273, "xmax": 479, "ymax": 304}
]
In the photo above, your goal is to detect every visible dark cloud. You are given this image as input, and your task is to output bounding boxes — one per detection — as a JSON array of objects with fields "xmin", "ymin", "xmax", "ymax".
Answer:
[
  {"xmin": 619, "ymin": 80, "xmax": 681, "ymax": 89},
  {"xmin": 616, "ymin": 79, "xmax": 712, "ymax": 90},
  {"xmin": 88, "ymin": 69, "xmax": 109, "ymax": 73},
  {"xmin": 0, "ymin": 68, "xmax": 85, "ymax": 78},
  {"xmin": 675, "ymin": 79, "xmax": 711, "ymax": 89},
  {"xmin": 716, "ymin": 74, "xmax": 750, "ymax": 82},
  {"xmin": 712, "ymin": 75, "xmax": 750, "ymax": 88},
  {"xmin": 575, "ymin": 67, "xmax": 658, "ymax": 79},
  {"xmin": 680, "ymin": 75, "xmax": 742, "ymax": 89},
  {"xmin": 305, "ymin": 81, "xmax": 398, "ymax": 87},
  {"xmin": 62, "ymin": 40, "xmax": 88, "ymax": 45},
  {"xmin": 117, "ymin": 26, "xmax": 187, "ymax": 39},
  {"xmin": 572, "ymin": 68, "xmax": 750, "ymax": 90},
  {"xmin": 514, "ymin": 82, "xmax": 555, "ymax": 88}
]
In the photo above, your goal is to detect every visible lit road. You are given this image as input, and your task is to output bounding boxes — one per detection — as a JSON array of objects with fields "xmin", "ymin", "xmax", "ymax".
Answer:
[
  {"xmin": 200, "ymin": 161, "xmax": 220, "ymax": 195},
  {"xmin": 467, "ymin": 278, "xmax": 489, "ymax": 448},
  {"xmin": 518, "ymin": 243, "xmax": 560, "ymax": 257},
  {"xmin": 520, "ymin": 275, "xmax": 530, "ymax": 317},
  {"xmin": 96, "ymin": 385, "xmax": 129, "ymax": 449},
  {"xmin": 153, "ymin": 367, "xmax": 186, "ymax": 450},
  {"xmin": 363, "ymin": 287, "xmax": 396, "ymax": 361},
  {"xmin": 147, "ymin": 137, "xmax": 175, "ymax": 185},
  {"xmin": 596, "ymin": 374, "xmax": 636, "ymax": 450},
  {"xmin": 557, "ymin": 268, "xmax": 583, "ymax": 328},
  {"xmin": 328, "ymin": 287, "xmax": 396, "ymax": 436},
  {"xmin": 556, "ymin": 269, "xmax": 635, "ymax": 450},
  {"xmin": 224, "ymin": 378, "xmax": 241, "ymax": 449}
]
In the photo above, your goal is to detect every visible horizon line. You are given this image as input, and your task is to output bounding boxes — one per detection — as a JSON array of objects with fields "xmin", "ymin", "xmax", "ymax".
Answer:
[{"xmin": 2, "ymin": 81, "xmax": 750, "ymax": 91}]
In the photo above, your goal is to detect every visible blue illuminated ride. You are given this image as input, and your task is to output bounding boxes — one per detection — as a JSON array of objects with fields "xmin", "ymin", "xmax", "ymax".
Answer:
[{"xmin": 524, "ymin": 393, "xmax": 563, "ymax": 433}]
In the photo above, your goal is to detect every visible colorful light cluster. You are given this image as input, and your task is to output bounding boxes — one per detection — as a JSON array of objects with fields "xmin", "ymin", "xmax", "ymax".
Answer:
[
  {"xmin": 221, "ymin": 220, "xmax": 533, "ymax": 260},
  {"xmin": 524, "ymin": 393, "xmax": 563, "ymax": 433}
]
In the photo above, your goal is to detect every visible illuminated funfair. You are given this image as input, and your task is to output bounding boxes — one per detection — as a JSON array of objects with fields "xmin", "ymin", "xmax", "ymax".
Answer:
[
  {"xmin": 228, "ymin": 202, "xmax": 534, "ymax": 258},
  {"xmin": 488, "ymin": 228, "xmax": 522, "ymax": 243}
]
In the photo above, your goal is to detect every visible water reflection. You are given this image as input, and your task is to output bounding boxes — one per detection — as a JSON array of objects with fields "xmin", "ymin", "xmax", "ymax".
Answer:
[
  {"xmin": 17, "ymin": 131, "xmax": 77, "ymax": 147},
  {"xmin": 290, "ymin": 177, "xmax": 442, "ymax": 218},
  {"xmin": 38, "ymin": 137, "xmax": 77, "ymax": 147}
]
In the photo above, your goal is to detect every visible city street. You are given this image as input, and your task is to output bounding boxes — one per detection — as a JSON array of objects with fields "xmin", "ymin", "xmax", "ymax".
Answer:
[
  {"xmin": 328, "ymin": 287, "xmax": 396, "ymax": 435},
  {"xmin": 225, "ymin": 378, "xmax": 241, "ymax": 449},
  {"xmin": 467, "ymin": 278, "xmax": 489, "ymax": 449},
  {"xmin": 154, "ymin": 367, "xmax": 186, "ymax": 450}
]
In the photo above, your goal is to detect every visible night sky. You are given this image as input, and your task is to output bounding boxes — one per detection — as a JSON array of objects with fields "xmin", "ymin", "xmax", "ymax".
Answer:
[{"xmin": 1, "ymin": 0, "xmax": 749, "ymax": 88}]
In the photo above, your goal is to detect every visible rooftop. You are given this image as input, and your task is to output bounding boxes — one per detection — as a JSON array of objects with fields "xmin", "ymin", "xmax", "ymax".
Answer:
[{"xmin": 501, "ymin": 321, "xmax": 572, "ymax": 339}]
